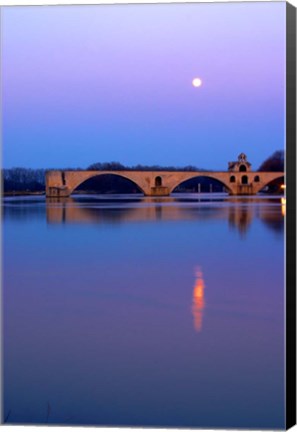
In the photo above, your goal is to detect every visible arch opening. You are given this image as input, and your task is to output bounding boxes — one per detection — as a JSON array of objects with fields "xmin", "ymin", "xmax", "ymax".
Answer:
[
  {"xmin": 172, "ymin": 175, "xmax": 231, "ymax": 194},
  {"xmin": 73, "ymin": 173, "xmax": 144, "ymax": 195},
  {"xmin": 155, "ymin": 176, "xmax": 162, "ymax": 187},
  {"xmin": 230, "ymin": 176, "xmax": 236, "ymax": 183},
  {"xmin": 254, "ymin": 175, "xmax": 260, "ymax": 183},
  {"xmin": 259, "ymin": 176, "xmax": 285, "ymax": 194},
  {"xmin": 241, "ymin": 175, "xmax": 248, "ymax": 185},
  {"xmin": 239, "ymin": 165, "xmax": 247, "ymax": 172}
]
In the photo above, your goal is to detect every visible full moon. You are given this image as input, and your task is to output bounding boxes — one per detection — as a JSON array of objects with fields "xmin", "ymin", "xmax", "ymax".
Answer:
[{"xmin": 192, "ymin": 78, "xmax": 202, "ymax": 87}]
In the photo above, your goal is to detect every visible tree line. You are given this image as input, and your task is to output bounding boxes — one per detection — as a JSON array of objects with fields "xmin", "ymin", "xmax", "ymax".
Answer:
[
  {"xmin": 87, "ymin": 162, "xmax": 205, "ymax": 172},
  {"xmin": 258, "ymin": 150, "xmax": 284, "ymax": 172}
]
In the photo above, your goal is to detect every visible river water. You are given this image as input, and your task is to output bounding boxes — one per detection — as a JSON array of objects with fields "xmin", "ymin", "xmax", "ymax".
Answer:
[{"xmin": 2, "ymin": 193, "xmax": 285, "ymax": 429}]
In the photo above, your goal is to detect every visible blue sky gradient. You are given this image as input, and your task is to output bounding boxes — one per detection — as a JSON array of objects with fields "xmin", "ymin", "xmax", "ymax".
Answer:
[{"xmin": 2, "ymin": 2, "xmax": 286, "ymax": 169}]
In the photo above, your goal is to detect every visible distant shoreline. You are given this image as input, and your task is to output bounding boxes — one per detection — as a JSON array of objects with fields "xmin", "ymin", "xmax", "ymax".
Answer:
[{"xmin": 2, "ymin": 191, "xmax": 45, "ymax": 197}]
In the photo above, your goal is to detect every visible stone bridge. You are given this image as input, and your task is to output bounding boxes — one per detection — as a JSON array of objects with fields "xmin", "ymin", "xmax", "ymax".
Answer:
[
  {"xmin": 45, "ymin": 169, "xmax": 283, "ymax": 197},
  {"xmin": 45, "ymin": 154, "xmax": 284, "ymax": 197}
]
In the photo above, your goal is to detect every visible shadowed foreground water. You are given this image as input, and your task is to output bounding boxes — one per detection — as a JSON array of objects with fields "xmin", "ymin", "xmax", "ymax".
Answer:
[{"xmin": 3, "ymin": 193, "xmax": 285, "ymax": 429}]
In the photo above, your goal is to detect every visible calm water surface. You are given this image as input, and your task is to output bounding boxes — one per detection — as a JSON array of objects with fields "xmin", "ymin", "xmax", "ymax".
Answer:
[{"xmin": 3, "ymin": 193, "xmax": 285, "ymax": 429}]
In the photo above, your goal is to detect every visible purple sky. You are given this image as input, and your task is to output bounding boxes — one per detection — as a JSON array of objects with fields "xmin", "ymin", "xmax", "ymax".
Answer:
[{"xmin": 2, "ymin": 2, "xmax": 286, "ymax": 170}]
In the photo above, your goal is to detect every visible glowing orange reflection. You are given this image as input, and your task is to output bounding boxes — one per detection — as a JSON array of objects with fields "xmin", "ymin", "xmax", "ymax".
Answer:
[
  {"xmin": 192, "ymin": 267, "xmax": 205, "ymax": 332},
  {"xmin": 281, "ymin": 197, "xmax": 286, "ymax": 216}
]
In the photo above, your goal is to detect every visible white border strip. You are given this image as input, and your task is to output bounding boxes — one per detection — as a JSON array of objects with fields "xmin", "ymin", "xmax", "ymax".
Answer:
[{"xmin": 0, "ymin": 0, "xmax": 286, "ymax": 6}]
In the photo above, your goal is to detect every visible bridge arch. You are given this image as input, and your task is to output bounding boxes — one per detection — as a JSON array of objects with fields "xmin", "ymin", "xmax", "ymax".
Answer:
[
  {"xmin": 257, "ymin": 175, "xmax": 285, "ymax": 193},
  {"xmin": 170, "ymin": 174, "xmax": 232, "ymax": 194},
  {"xmin": 69, "ymin": 172, "xmax": 146, "ymax": 196}
]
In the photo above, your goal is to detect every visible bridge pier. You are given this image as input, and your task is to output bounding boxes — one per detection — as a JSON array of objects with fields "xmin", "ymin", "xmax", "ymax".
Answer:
[
  {"xmin": 229, "ymin": 184, "xmax": 255, "ymax": 195},
  {"xmin": 148, "ymin": 186, "xmax": 170, "ymax": 196},
  {"xmin": 46, "ymin": 186, "xmax": 72, "ymax": 198}
]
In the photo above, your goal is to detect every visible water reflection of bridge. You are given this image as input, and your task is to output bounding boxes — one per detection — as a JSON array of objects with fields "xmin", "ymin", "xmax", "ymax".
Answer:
[{"xmin": 46, "ymin": 195, "xmax": 284, "ymax": 236}]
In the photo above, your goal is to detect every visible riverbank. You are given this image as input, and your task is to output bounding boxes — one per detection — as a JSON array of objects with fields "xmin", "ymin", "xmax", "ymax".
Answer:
[{"xmin": 3, "ymin": 191, "xmax": 45, "ymax": 197}]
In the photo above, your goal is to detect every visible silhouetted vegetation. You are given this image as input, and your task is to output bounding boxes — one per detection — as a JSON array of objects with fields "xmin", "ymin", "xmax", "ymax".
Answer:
[
  {"xmin": 257, "ymin": 150, "xmax": 284, "ymax": 193},
  {"xmin": 2, "ymin": 167, "xmax": 83, "ymax": 194},
  {"xmin": 2, "ymin": 168, "xmax": 46, "ymax": 193},
  {"xmin": 87, "ymin": 162, "xmax": 204, "ymax": 172},
  {"xmin": 88, "ymin": 162, "xmax": 126, "ymax": 171},
  {"xmin": 258, "ymin": 150, "xmax": 284, "ymax": 172}
]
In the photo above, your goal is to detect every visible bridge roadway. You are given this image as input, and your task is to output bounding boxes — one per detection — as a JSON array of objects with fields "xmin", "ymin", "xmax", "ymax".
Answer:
[{"xmin": 45, "ymin": 169, "xmax": 284, "ymax": 197}]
